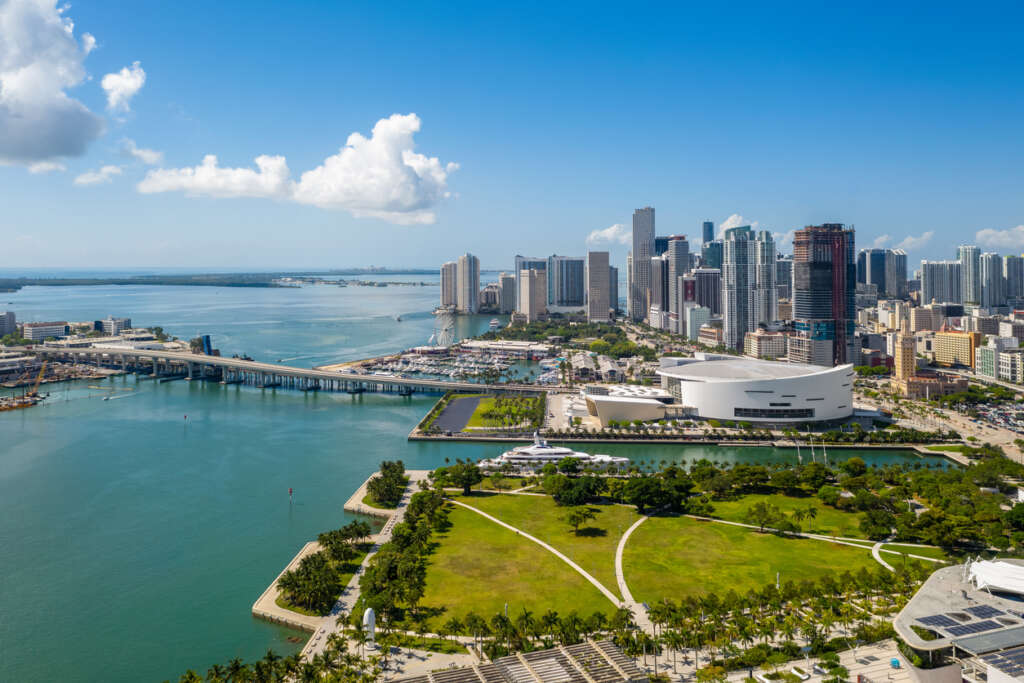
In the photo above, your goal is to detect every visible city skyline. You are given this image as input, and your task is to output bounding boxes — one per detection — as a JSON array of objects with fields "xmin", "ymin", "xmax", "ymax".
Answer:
[{"xmin": 2, "ymin": 1, "xmax": 1024, "ymax": 268}]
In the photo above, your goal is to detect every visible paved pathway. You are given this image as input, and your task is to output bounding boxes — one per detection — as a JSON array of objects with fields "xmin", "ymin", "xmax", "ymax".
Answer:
[
  {"xmin": 449, "ymin": 499, "xmax": 622, "ymax": 606},
  {"xmin": 302, "ymin": 470, "xmax": 431, "ymax": 660},
  {"xmin": 614, "ymin": 516, "xmax": 653, "ymax": 632},
  {"xmin": 871, "ymin": 541, "xmax": 895, "ymax": 572}
]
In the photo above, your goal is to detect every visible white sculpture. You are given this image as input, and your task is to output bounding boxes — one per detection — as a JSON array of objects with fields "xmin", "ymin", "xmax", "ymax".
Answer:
[{"xmin": 363, "ymin": 607, "xmax": 376, "ymax": 646}]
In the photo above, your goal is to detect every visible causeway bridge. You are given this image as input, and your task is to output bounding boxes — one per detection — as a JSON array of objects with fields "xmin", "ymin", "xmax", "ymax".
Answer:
[{"xmin": 30, "ymin": 346, "xmax": 544, "ymax": 396}]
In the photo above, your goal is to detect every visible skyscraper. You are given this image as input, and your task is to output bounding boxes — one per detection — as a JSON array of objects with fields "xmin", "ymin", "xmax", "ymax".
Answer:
[
  {"xmin": 702, "ymin": 220, "xmax": 714, "ymax": 245},
  {"xmin": 958, "ymin": 245, "xmax": 981, "ymax": 305},
  {"xmin": 701, "ymin": 240, "xmax": 723, "ymax": 269},
  {"xmin": 629, "ymin": 207, "xmax": 655, "ymax": 321},
  {"xmin": 722, "ymin": 226, "xmax": 776, "ymax": 350},
  {"xmin": 693, "ymin": 268, "xmax": 722, "ymax": 315},
  {"xmin": 456, "ymin": 253, "xmax": 480, "ymax": 314},
  {"xmin": 518, "ymin": 268, "xmax": 547, "ymax": 322},
  {"xmin": 885, "ymin": 249, "xmax": 908, "ymax": 299},
  {"xmin": 498, "ymin": 272, "xmax": 516, "ymax": 314},
  {"xmin": 513, "ymin": 255, "xmax": 547, "ymax": 311},
  {"xmin": 980, "ymin": 252, "xmax": 1005, "ymax": 309},
  {"xmin": 666, "ymin": 236, "xmax": 689, "ymax": 329},
  {"xmin": 920, "ymin": 260, "xmax": 962, "ymax": 304},
  {"xmin": 547, "ymin": 255, "xmax": 585, "ymax": 307},
  {"xmin": 1005, "ymin": 255, "xmax": 1024, "ymax": 301},
  {"xmin": 440, "ymin": 261, "xmax": 458, "ymax": 308},
  {"xmin": 653, "ymin": 236, "xmax": 670, "ymax": 257},
  {"xmin": 790, "ymin": 223, "xmax": 856, "ymax": 366},
  {"xmin": 859, "ymin": 248, "xmax": 888, "ymax": 296},
  {"xmin": 649, "ymin": 255, "xmax": 669, "ymax": 328},
  {"xmin": 609, "ymin": 266, "xmax": 619, "ymax": 315},
  {"xmin": 775, "ymin": 255, "xmax": 793, "ymax": 300},
  {"xmin": 585, "ymin": 252, "xmax": 611, "ymax": 323}
]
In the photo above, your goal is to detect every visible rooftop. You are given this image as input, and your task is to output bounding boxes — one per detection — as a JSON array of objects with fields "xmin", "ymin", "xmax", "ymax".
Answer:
[{"xmin": 658, "ymin": 356, "xmax": 846, "ymax": 382}]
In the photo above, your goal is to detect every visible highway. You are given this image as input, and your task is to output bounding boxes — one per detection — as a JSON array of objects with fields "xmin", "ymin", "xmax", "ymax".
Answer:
[{"xmin": 28, "ymin": 345, "xmax": 545, "ymax": 395}]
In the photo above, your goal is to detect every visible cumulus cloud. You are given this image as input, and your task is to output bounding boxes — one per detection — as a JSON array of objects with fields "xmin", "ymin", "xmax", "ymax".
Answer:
[
  {"xmin": 0, "ymin": 0, "xmax": 105, "ymax": 165},
  {"xmin": 138, "ymin": 113, "xmax": 458, "ymax": 224},
  {"xmin": 872, "ymin": 235, "xmax": 891, "ymax": 248},
  {"xmin": 74, "ymin": 165, "xmax": 122, "ymax": 185},
  {"xmin": 718, "ymin": 213, "xmax": 760, "ymax": 237},
  {"xmin": 122, "ymin": 138, "xmax": 163, "ymax": 165},
  {"xmin": 82, "ymin": 32, "xmax": 96, "ymax": 54},
  {"xmin": 101, "ymin": 61, "xmax": 146, "ymax": 113},
  {"xmin": 977, "ymin": 225, "xmax": 1024, "ymax": 251},
  {"xmin": 586, "ymin": 223, "xmax": 631, "ymax": 246},
  {"xmin": 895, "ymin": 231, "xmax": 934, "ymax": 251},
  {"xmin": 28, "ymin": 161, "xmax": 66, "ymax": 174},
  {"xmin": 772, "ymin": 229, "xmax": 796, "ymax": 249}
]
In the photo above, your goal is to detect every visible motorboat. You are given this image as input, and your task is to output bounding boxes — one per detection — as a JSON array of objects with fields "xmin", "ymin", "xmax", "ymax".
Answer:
[
  {"xmin": 489, "ymin": 318, "xmax": 500, "ymax": 331},
  {"xmin": 479, "ymin": 433, "xmax": 629, "ymax": 470}
]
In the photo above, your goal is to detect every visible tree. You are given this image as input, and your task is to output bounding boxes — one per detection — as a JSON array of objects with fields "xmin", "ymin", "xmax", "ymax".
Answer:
[
  {"xmin": 564, "ymin": 506, "xmax": 597, "ymax": 534},
  {"xmin": 557, "ymin": 456, "xmax": 580, "ymax": 474},
  {"xmin": 624, "ymin": 476, "xmax": 665, "ymax": 514},
  {"xmin": 448, "ymin": 460, "xmax": 483, "ymax": 495},
  {"xmin": 744, "ymin": 501, "xmax": 782, "ymax": 533}
]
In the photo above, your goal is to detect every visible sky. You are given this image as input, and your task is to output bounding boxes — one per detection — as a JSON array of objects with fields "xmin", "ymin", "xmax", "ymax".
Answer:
[{"xmin": 2, "ymin": 0, "xmax": 1023, "ymax": 271}]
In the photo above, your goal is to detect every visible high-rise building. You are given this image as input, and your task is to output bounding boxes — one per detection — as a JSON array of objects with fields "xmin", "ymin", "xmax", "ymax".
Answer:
[
  {"xmin": 0, "ymin": 311, "xmax": 16, "ymax": 337},
  {"xmin": 790, "ymin": 223, "xmax": 856, "ymax": 366},
  {"xmin": 693, "ymin": 268, "xmax": 721, "ymax": 315},
  {"xmin": 859, "ymin": 248, "xmax": 888, "ymax": 296},
  {"xmin": 885, "ymin": 249, "xmax": 908, "ymax": 299},
  {"xmin": 980, "ymin": 252, "xmax": 1005, "ymax": 310},
  {"xmin": 456, "ymin": 253, "xmax": 480, "ymax": 314},
  {"xmin": 685, "ymin": 305, "xmax": 711, "ymax": 342},
  {"xmin": 100, "ymin": 317, "xmax": 132, "ymax": 335},
  {"xmin": 722, "ymin": 226, "xmax": 776, "ymax": 350},
  {"xmin": 585, "ymin": 252, "xmax": 611, "ymax": 323},
  {"xmin": 513, "ymin": 255, "xmax": 547, "ymax": 311},
  {"xmin": 702, "ymin": 240, "xmax": 723, "ymax": 270},
  {"xmin": 894, "ymin": 321, "xmax": 916, "ymax": 382},
  {"xmin": 649, "ymin": 255, "xmax": 670, "ymax": 328},
  {"xmin": 920, "ymin": 260, "xmax": 962, "ymax": 304},
  {"xmin": 1005, "ymin": 255, "xmax": 1024, "ymax": 301},
  {"xmin": 702, "ymin": 220, "xmax": 714, "ymax": 245},
  {"xmin": 547, "ymin": 255, "xmax": 585, "ymax": 307},
  {"xmin": 666, "ymin": 236, "xmax": 689, "ymax": 326},
  {"xmin": 775, "ymin": 255, "xmax": 793, "ymax": 300},
  {"xmin": 653, "ymin": 235, "xmax": 670, "ymax": 257},
  {"xmin": 518, "ymin": 268, "xmax": 547, "ymax": 322},
  {"xmin": 440, "ymin": 261, "xmax": 458, "ymax": 308},
  {"xmin": 935, "ymin": 330, "xmax": 982, "ymax": 368},
  {"xmin": 629, "ymin": 207, "xmax": 655, "ymax": 321},
  {"xmin": 498, "ymin": 272, "xmax": 516, "ymax": 314},
  {"xmin": 958, "ymin": 245, "xmax": 981, "ymax": 305},
  {"xmin": 609, "ymin": 266, "xmax": 619, "ymax": 315}
]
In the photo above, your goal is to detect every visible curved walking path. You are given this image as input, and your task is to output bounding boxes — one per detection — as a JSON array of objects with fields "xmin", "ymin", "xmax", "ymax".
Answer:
[
  {"xmin": 614, "ymin": 516, "xmax": 653, "ymax": 632},
  {"xmin": 872, "ymin": 541, "xmax": 895, "ymax": 572},
  {"xmin": 448, "ymin": 499, "xmax": 622, "ymax": 607}
]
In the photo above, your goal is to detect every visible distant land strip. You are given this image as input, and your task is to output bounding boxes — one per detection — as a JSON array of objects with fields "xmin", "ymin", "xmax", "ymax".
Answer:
[{"xmin": 0, "ymin": 269, "xmax": 451, "ymax": 292}]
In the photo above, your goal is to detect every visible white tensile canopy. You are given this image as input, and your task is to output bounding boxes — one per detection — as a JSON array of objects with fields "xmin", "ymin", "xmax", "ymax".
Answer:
[{"xmin": 969, "ymin": 560, "xmax": 1024, "ymax": 595}]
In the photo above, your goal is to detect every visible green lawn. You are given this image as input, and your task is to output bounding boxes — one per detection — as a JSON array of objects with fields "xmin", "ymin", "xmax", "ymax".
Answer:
[
  {"xmin": 881, "ymin": 543, "xmax": 950, "ymax": 562},
  {"xmin": 419, "ymin": 504, "xmax": 614, "ymax": 629},
  {"xmin": 622, "ymin": 516, "xmax": 879, "ymax": 604},
  {"xmin": 924, "ymin": 444, "xmax": 970, "ymax": 453},
  {"xmin": 464, "ymin": 397, "xmax": 501, "ymax": 428},
  {"xmin": 710, "ymin": 493, "xmax": 865, "ymax": 538},
  {"xmin": 362, "ymin": 492, "xmax": 397, "ymax": 510},
  {"xmin": 452, "ymin": 492, "xmax": 640, "ymax": 598}
]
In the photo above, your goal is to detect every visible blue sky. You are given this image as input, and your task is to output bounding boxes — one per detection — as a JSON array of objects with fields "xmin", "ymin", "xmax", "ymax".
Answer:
[{"xmin": 3, "ymin": 0, "xmax": 1023, "ymax": 271}]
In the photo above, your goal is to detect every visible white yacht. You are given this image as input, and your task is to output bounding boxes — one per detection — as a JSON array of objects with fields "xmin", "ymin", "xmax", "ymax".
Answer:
[{"xmin": 480, "ymin": 433, "xmax": 629, "ymax": 470}]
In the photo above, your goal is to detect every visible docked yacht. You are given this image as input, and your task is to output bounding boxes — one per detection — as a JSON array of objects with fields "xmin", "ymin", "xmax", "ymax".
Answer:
[{"xmin": 480, "ymin": 433, "xmax": 629, "ymax": 470}]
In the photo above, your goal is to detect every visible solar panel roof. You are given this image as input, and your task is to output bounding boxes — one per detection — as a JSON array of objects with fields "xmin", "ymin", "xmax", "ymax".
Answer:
[
  {"xmin": 947, "ymin": 620, "xmax": 1002, "ymax": 637},
  {"xmin": 918, "ymin": 614, "xmax": 958, "ymax": 628},
  {"xmin": 966, "ymin": 605, "xmax": 1006, "ymax": 619}
]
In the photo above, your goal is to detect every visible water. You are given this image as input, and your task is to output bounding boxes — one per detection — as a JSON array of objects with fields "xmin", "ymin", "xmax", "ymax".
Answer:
[{"xmin": 0, "ymin": 280, "xmax": 944, "ymax": 682}]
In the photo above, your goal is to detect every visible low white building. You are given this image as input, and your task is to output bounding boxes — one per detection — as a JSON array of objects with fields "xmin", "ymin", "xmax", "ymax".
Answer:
[{"xmin": 581, "ymin": 384, "xmax": 673, "ymax": 426}]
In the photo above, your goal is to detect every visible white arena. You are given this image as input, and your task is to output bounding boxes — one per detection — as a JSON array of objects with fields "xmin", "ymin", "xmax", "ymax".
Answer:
[{"xmin": 656, "ymin": 353, "xmax": 854, "ymax": 424}]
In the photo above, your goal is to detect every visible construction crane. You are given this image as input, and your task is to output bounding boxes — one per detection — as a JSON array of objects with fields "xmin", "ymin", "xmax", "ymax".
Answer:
[{"xmin": 28, "ymin": 360, "xmax": 46, "ymax": 398}]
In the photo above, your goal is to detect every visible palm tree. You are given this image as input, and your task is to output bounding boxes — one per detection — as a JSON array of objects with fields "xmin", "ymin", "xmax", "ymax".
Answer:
[
  {"xmin": 662, "ymin": 629, "xmax": 685, "ymax": 673},
  {"xmin": 805, "ymin": 504, "xmax": 818, "ymax": 532},
  {"xmin": 179, "ymin": 671, "xmax": 202, "ymax": 683},
  {"xmin": 205, "ymin": 663, "xmax": 227, "ymax": 683},
  {"xmin": 226, "ymin": 658, "xmax": 247, "ymax": 683}
]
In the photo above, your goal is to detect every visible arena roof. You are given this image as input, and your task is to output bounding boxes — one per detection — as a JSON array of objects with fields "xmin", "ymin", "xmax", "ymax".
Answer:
[{"xmin": 657, "ymin": 357, "xmax": 846, "ymax": 382}]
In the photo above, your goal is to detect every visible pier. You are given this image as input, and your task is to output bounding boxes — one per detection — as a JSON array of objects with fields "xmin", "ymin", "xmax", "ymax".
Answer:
[{"xmin": 29, "ymin": 346, "xmax": 544, "ymax": 396}]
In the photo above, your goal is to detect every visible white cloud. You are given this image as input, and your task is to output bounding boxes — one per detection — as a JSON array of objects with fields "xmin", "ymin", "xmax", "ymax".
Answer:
[
  {"xmin": 772, "ymin": 229, "xmax": 796, "ymax": 249},
  {"xmin": 28, "ymin": 161, "xmax": 66, "ymax": 174},
  {"xmin": 74, "ymin": 165, "xmax": 122, "ymax": 185},
  {"xmin": 895, "ymin": 231, "xmax": 934, "ymax": 251},
  {"xmin": 586, "ymin": 223, "xmax": 631, "ymax": 246},
  {"xmin": 718, "ymin": 213, "xmax": 760, "ymax": 238},
  {"xmin": 138, "ymin": 154, "xmax": 290, "ymax": 198},
  {"xmin": 122, "ymin": 138, "xmax": 163, "ymax": 165},
  {"xmin": 101, "ymin": 61, "xmax": 145, "ymax": 113},
  {"xmin": 0, "ymin": 0, "xmax": 105, "ymax": 165},
  {"xmin": 138, "ymin": 113, "xmax": 458, "ymax": 225},
  {"xmin": 872, "ymin": 235, "xmax": 891, "ymax": 248},
  {"xmin": 82, "ymin": 32, "xmax": 96, "ymax": 54},
  {"xmin": 977, "ymin": 225, "xmax": 1024, "ymax": 251}
]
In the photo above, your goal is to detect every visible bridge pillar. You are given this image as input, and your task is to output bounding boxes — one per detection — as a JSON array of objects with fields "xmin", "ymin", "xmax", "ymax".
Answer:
[{"xmin": 187, "ymin": 363, "xmax": 194, "ymax": 380}]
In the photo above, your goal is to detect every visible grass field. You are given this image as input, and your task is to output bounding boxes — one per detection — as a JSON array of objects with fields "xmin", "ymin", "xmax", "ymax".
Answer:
[
  {"xmin": 622, "ymin": 516, "xmax": 879, "ymax": 604},
  {"xmin": 710, "ymin": 493, "xmax": 865, "ymax": 538},
  {"xmin": 362, "ymin": 492, "xmax": 398, "ymax": 509},
  {"xmin": 925, "ymin": 444, "xmax": 970, "ymax": 453},
  {"xmin": 452, "ymin": 492, "xmax": 639, "ymax": 597},
  {"xmin": 419, "ymin": 504, "xmax": 614, "ymax": 629},
  {"xmin": 881, "ymin": 543, "xmax": 951, "ymax": 562},
  {"xmin": 464, "ymin": 397, "xmax": 501, "ymax": 428}
]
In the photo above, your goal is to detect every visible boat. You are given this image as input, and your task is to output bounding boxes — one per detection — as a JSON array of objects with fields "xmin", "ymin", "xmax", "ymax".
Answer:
[
  {"xmin": 395, "ymin": 315, "xmax": 402, "ymax": 322},
  {"xmin": 479, "ymin": 433, "xmax": 629, "ymax": 470},
  {"xmin": 489, "ymin": 318, "xmax": 500, "ymax": 331}
]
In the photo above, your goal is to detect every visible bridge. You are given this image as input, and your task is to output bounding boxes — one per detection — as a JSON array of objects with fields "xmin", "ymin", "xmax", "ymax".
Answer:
[{"xmin": 29, "ymin": 346, "xmax": 545, "ymax": 396}]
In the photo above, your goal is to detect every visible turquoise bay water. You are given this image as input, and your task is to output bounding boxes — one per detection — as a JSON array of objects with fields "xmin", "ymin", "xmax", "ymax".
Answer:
[{"xmin": 0, "ymin": 280, "xmax": 944, "ymax": 682}]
